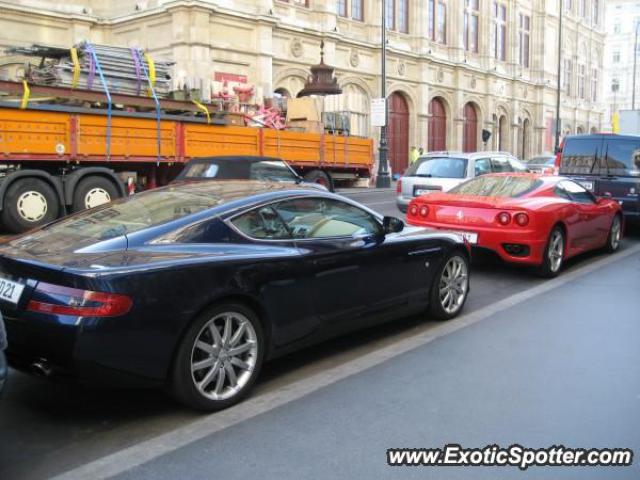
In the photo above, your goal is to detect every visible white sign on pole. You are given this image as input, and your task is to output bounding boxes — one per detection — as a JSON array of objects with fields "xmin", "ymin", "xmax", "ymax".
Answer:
[{"xmin": 371, "ymin": 98, "xmax": 387, "ymax": 127}]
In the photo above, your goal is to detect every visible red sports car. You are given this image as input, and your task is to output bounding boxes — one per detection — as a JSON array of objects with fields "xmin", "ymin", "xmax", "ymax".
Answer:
[{"xmin": 406, "ymin": 173, "xmax": 623, "ymax": 277}]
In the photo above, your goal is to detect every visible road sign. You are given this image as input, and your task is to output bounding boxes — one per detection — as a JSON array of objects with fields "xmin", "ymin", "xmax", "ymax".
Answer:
[{"xmin": 371, "ymin": 98, "xmax": 386, "ymax": 127}]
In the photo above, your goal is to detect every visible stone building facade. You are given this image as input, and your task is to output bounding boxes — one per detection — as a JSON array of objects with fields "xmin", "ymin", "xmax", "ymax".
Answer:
[
  {"xmin": 602, "ymin": 0, "xmax": 640, "ymax": 131},
  {"xmin": 0, "ymin": 0, "xmax": 605, "ymax": 174}
]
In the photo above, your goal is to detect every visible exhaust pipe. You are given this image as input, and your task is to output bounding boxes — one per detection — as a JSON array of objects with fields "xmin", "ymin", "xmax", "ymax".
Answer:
[{"xmin": 31, "ymin": 360, "xmax": 53, "ymax": 378}]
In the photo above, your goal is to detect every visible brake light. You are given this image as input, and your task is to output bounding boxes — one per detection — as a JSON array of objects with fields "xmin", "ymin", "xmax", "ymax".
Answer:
[
  {"xmin": 419, "ymin": 205, "xmax": 430, "ymax": 217},
  {"xmin": 514, "ymin": 212, "xmax": 529, "ymax": 226},
  {"xmin": 27, "ymin": 282, "xmax": 132, "ymax": 317},
  {"xmin": 409, "ymin": 204, "xmax": 419, "ymax": 216},
  {"xmin": 396, "ymin": 179, "xmax": 402, "ymax": 194},
  {"xmin": 497, "ymin": 212, "xmax": 511, "ymax": 225}
]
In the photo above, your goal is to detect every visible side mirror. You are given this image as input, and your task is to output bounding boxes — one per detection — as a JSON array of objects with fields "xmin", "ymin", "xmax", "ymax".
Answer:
[{"xmin": 383, "ymin": 216, "xmax": 404, "ymax": 234}]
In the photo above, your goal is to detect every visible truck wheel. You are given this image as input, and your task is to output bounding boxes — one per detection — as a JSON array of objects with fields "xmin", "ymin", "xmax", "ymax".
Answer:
[
  {"xmin": 72, "ymin": 176, "xmax": 120, "ymax": 212},
  {"xmin": 304, "ymin": 170, "xmax": 334, "ymax": 192},
  {"xmin": 1, "ymin": 178, "xmax": 60, "ymax": 233}
]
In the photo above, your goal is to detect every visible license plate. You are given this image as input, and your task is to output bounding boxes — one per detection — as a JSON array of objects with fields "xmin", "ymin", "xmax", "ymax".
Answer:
[
  {"xmin": 460, "ymin": 232, "xmax": 478, "ymax": 244},
  {"xmin": 0, "ymin": 276, "xmax": 25, "ymax": 304},
  {"xmin": 415, "ymin": 189, "xmax": 432, "ymax": 196},
  {"xmin": 578, "ymin": 181, "xmax": 594, "ymax": 191}
]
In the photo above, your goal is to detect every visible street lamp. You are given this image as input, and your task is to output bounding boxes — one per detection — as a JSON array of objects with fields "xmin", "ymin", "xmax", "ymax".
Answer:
[
  {"xmin": 554, "ymin": 2, "xmax": 563, "ymax": 152},
  {"xmin": 376, "ymin": 0, "xmax": 391, "ymax": 188},
  {"xmin": 633, "ymin": 21, "xmax": 640, "ymax": 110}
]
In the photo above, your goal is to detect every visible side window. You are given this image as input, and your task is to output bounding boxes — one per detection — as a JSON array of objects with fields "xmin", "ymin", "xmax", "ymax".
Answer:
[
  {"xmin": 603, "ymin": 139, "xmax": 640, "ymax": 175},
  {"xmin": 508, "ymin": 157, "xmax": 528, "ymax": 172},
  {"xmin": 559, "ymin": 181, "xmax": 595, "ymax": 204},
  {"xmin": 554, "ymin": 185, "xmax": 572, "ymax": 201},
  {"xmin": 230, "ymin": 206, "xmax": 291, "ymax": 240},
  {"xmin": 474, "ymin": 158, "xmax": 492, "ymax": 176},
  {"xmin": 272, "ymin": 198, "xmax": 382, "ymax": 239},
  {"xmin": 249, "ymin": 161, "xmax": 297, "ymax": 182},
  {"xmin": 491, "ymin": 156, "xmax": 514, "ymax": 173},
  {"xmin": 559, "ymin": 138, "xmax": 600, "ymax": 175}
]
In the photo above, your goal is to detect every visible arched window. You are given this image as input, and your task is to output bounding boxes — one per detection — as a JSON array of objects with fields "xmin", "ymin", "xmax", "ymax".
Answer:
[
  {"xmin": 463, "ymin": 102, "xmax": 479, "ymax": 152},
  {"xmin": 428, "ymin": 97, "xmax": 447, "ymax": 151}
]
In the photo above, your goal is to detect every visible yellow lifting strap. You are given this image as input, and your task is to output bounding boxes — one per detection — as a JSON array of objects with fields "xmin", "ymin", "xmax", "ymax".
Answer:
[
  {"xmin": 70, "ymin": 47, "xmax": 81, "ymax": 89},
  {"xmin": 144, "ymin": 52, "xmax": 156, "ymax": 97},
  {"xmin": 192, "ymin": 100, "xmax": 211, "ymax": 124},
  {"xmin": 20, "ymin": 80, "xmax": 30, "ymax": 109}
]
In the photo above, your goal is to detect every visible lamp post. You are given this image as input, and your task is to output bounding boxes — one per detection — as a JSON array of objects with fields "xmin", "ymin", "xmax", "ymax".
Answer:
[
  {"xmin": 376, "ymin": 0, "xmax": 391, "ymax": 188},
  {"xmin": 633, "ymin": 21, "xmax": 640, "ymax": 110},
  {"xmin": 554, "ymin": 2, "xmax": 563, "ymax": 152}
]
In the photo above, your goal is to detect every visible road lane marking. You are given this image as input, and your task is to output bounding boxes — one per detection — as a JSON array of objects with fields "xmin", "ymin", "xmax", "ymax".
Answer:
[{"xmin": 51, "ymin": 243, "xmax": 640, "ymax": 480}]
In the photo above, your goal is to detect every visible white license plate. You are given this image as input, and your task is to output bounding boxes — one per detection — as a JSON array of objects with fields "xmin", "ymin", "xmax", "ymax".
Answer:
[
  {"xmin": 578, "ymin": 181, "xmax": 594, "ymax": 191},
  {"xmin": 415, "ymin": 189, "xmax": 431, "ymax": 196},
  {"xmin": 0, "ymin": 276, "xmax": 25, "ymax": 304},
  {"xmin": 460, "ymin": 232, "xmax": 478, "ymax": 244}
]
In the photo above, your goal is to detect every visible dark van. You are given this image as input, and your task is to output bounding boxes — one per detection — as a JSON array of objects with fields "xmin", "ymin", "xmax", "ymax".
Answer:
[{"xmin": 558, "ymin": 134, "xmax": 640, "ymax": 224}]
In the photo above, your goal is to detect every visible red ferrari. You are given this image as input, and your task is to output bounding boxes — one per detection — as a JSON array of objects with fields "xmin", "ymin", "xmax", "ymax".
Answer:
[{"xmin": 406, "ymin": 173, "xmax": 623, "ymax": 277}]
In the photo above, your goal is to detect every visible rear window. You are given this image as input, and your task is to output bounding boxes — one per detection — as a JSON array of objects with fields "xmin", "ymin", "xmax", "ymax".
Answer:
[
  {"xmin": 181, "ymin": 159, "xmax": 297, "ymax": 182},
  {"xmin": 449, "ymin": 175, "xmax": 542, "ymax": 198},
  {"xmin": 560, "ymin": 138, "xmax": 600, "ymax": 175},
  {"xmin": 405, "ymin": 157, "xmax": 468, "ymax": 179},
  {"xmin": 34, "ymin": 189, "xmax": 222, "ymax": 243}
]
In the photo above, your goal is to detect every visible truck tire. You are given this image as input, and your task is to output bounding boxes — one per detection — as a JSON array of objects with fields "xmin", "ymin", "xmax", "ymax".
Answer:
[
  {"xmin": 1, "ymin": 178, "xmax": 60, "ymax": 233},
  {"xmin": 304, "ymin": 170, "xmax": 334, "ymax": 192},
  {"xmin": 72, "ymin": 176, "xmax": 120, "ymax": 213}
]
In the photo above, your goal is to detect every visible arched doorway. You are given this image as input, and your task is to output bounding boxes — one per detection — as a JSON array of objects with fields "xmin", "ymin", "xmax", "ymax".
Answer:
[
  {"xmin": 388, "ymin": 92, "xmax": 410, "ymax": 175},
  {"xmin": 463, "ymin": 103, "xmax": 479, "ymax": 152},
  {"xmin": 428, "ymin": 97, "xmax": 447, "ymax": 151},
  {"xmin": 520, "ymin": 118, "xmax": 531, "ymax": 159}
]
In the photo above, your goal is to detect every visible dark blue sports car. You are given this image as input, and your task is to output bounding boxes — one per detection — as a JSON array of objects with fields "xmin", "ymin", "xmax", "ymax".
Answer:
[{"xmin": 0, "ymin": 181, "xmax": 470, "ymax": 410}]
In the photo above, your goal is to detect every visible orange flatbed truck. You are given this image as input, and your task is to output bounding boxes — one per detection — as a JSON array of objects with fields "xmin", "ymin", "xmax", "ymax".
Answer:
[{"xmin": 0, "ymin": 80, "xmax": 374, "ymax": 233}]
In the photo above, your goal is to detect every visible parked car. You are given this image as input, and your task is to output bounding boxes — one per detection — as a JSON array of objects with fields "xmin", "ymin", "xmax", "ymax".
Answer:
[
  {"xmin": 174, "ymin": 156, "xmax": 329, "ymax": 191},
  {"xmin": 0, "ymin": 310, "xmax": 6, "ymax": 396},
  {"xmin": 525, "ymin": 155, "xmax": 556, "ymax": 174},
  {"xmin": 557, "ymin": 134, "xmax": 640, "ymax": 225},
  {"xmin": 0, "ymin": 181, "xmax": 469, "ymax": 411},
  {"xmin": 397, "ymin": 151, "xmax": 527, "ymax": 212},
  {"xmin": 406, "ymin": 173, "xmax": 622, "ymax": 277}
]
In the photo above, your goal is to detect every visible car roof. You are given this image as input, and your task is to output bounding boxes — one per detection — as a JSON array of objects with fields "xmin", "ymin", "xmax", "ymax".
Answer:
[
  {"xmin": 464, "ymin": 172, "xmax": 561, "ymax": 184},
  {"xmin": 563, "ymin": 133, "xmax": 640, "ymax": 142},
  {"xmin": 419, "ymin": 151, "xmax": 515, "ymax": 159}
]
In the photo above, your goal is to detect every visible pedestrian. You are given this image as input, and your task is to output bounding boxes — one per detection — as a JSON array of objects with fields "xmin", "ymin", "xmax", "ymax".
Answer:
[
  {"xmin": 419, "ymin": 147, "xmax": 424, "ymax": 156},
  {"xmin": 410, "ymin": 146, "xmax": 419, "ymax": 164}
]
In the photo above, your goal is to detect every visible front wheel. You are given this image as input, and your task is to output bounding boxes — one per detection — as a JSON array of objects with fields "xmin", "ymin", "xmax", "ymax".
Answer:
[
  {"xmin": 303, "ymin": 170, "xmax": 333, "ymax": 192},
  {"xmin": 428, "ymin": 252, "xmax": 470, "ymax": 320},
  {"xmin": 1, "ymin": 178, "xmax": 60, "ymax": 233},
  {"xmin": 536, "ymin": 227, "xmax": 565, "ymax": 278},
  {"xmin": 169, "ymin": 303, "xmax": 265, "ymax": 411},
  {"xmin": 605, "ymin": 214, "xmax": 622, "ymax": 253}
]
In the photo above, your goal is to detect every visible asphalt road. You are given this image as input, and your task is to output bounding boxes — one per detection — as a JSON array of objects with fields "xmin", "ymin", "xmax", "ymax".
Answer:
[{"xmin": 0, "ymin": 188, "xmax": 638, "ymax": 480}]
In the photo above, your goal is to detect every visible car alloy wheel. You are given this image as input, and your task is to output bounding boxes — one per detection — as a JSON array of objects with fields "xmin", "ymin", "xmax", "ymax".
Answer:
[
  {"xmin": 608, "ymin": 215, "xmax": 621, "ymax": 252},
  {"xmin": 190, "ymin": 312, "xmax": 259, "ymax": 402},
  {"xmin": 548, "ymin": 229, "xmax": 564, "ymax": 273},
  {"xmin": 438, "ymin": 255, "xmax": 469, "ymax": 315}
]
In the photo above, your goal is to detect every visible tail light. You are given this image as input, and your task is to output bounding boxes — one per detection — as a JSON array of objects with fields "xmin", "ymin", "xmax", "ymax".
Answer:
[
  {"xmin": 419, "ymin": 205, "xmax": 429, "ymax": 217},
  {"xmin": 27, "ymin": 282, "xmax": 133, "ymax": 317},
  {"xmin": 396, "ymin": 179, "xmax": 402, "ymax": 194},
  {"xmin": 497, "ymin": 212, "xmax": 511, "ymax": 225},
  {"xmin": 514, "ymin": 212, "xmax": 530, "ymax": 226},
  {"xmin": 409, "ymin": 204, "xmax": 419, "ymax": 216}
]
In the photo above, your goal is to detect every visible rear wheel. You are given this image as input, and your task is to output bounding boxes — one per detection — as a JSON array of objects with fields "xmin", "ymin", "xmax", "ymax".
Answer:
[
  {"xmin": 169, "ymin": 303, "xmax": 265, "ymax": 411},
  {"xmin": 428, "ymin": 252, "xmax": 470, "ymax": 320},
  {"xmin": 1, "ymin": 178, "xmax": 60, "ymax": 233},
  {"xmin": 72, "ymin": 176, "xmax": 119, "ymax": 212},
  {"xmin": 536, "ymin": 227, "xmax": 565, "ymax": 278},
  {"xmin": 605, "ymin": 214, "xmax": 622, "ymax": 253},
  {"xmin": 304, "ymin": 170, "xmax": 333, "ymax": 192}
]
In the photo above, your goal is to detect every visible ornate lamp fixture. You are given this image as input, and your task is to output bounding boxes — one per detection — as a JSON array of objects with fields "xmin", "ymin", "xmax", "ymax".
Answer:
[{"xmin": 297, "ymin": 41, "xmax": 342, "ymax": 97}]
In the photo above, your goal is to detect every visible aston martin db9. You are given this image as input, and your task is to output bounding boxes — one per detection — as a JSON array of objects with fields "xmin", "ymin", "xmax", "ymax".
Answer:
[{"xmin": 0, "ymin": 181, "xmax": 470, "ymax": 410}]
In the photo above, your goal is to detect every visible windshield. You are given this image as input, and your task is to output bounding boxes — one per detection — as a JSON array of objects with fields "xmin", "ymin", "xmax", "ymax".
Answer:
[
  {"xmin": 405, "ymin": 157, "xmax": 467, "ymax": 179},
  {"xmin": 449, "ymin": 175, "xmax": 542, "ymax": 198},
  {"xmin": 35, "ymin": 189, "xmax": 223, "ymax": 244},
  {"xmin": 527, "ymin": 157, "xmax": 555, "ymax": 166},
  {"xmin": 181, "ymin": 159, "xmax": 298, "ymax": 182}
]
